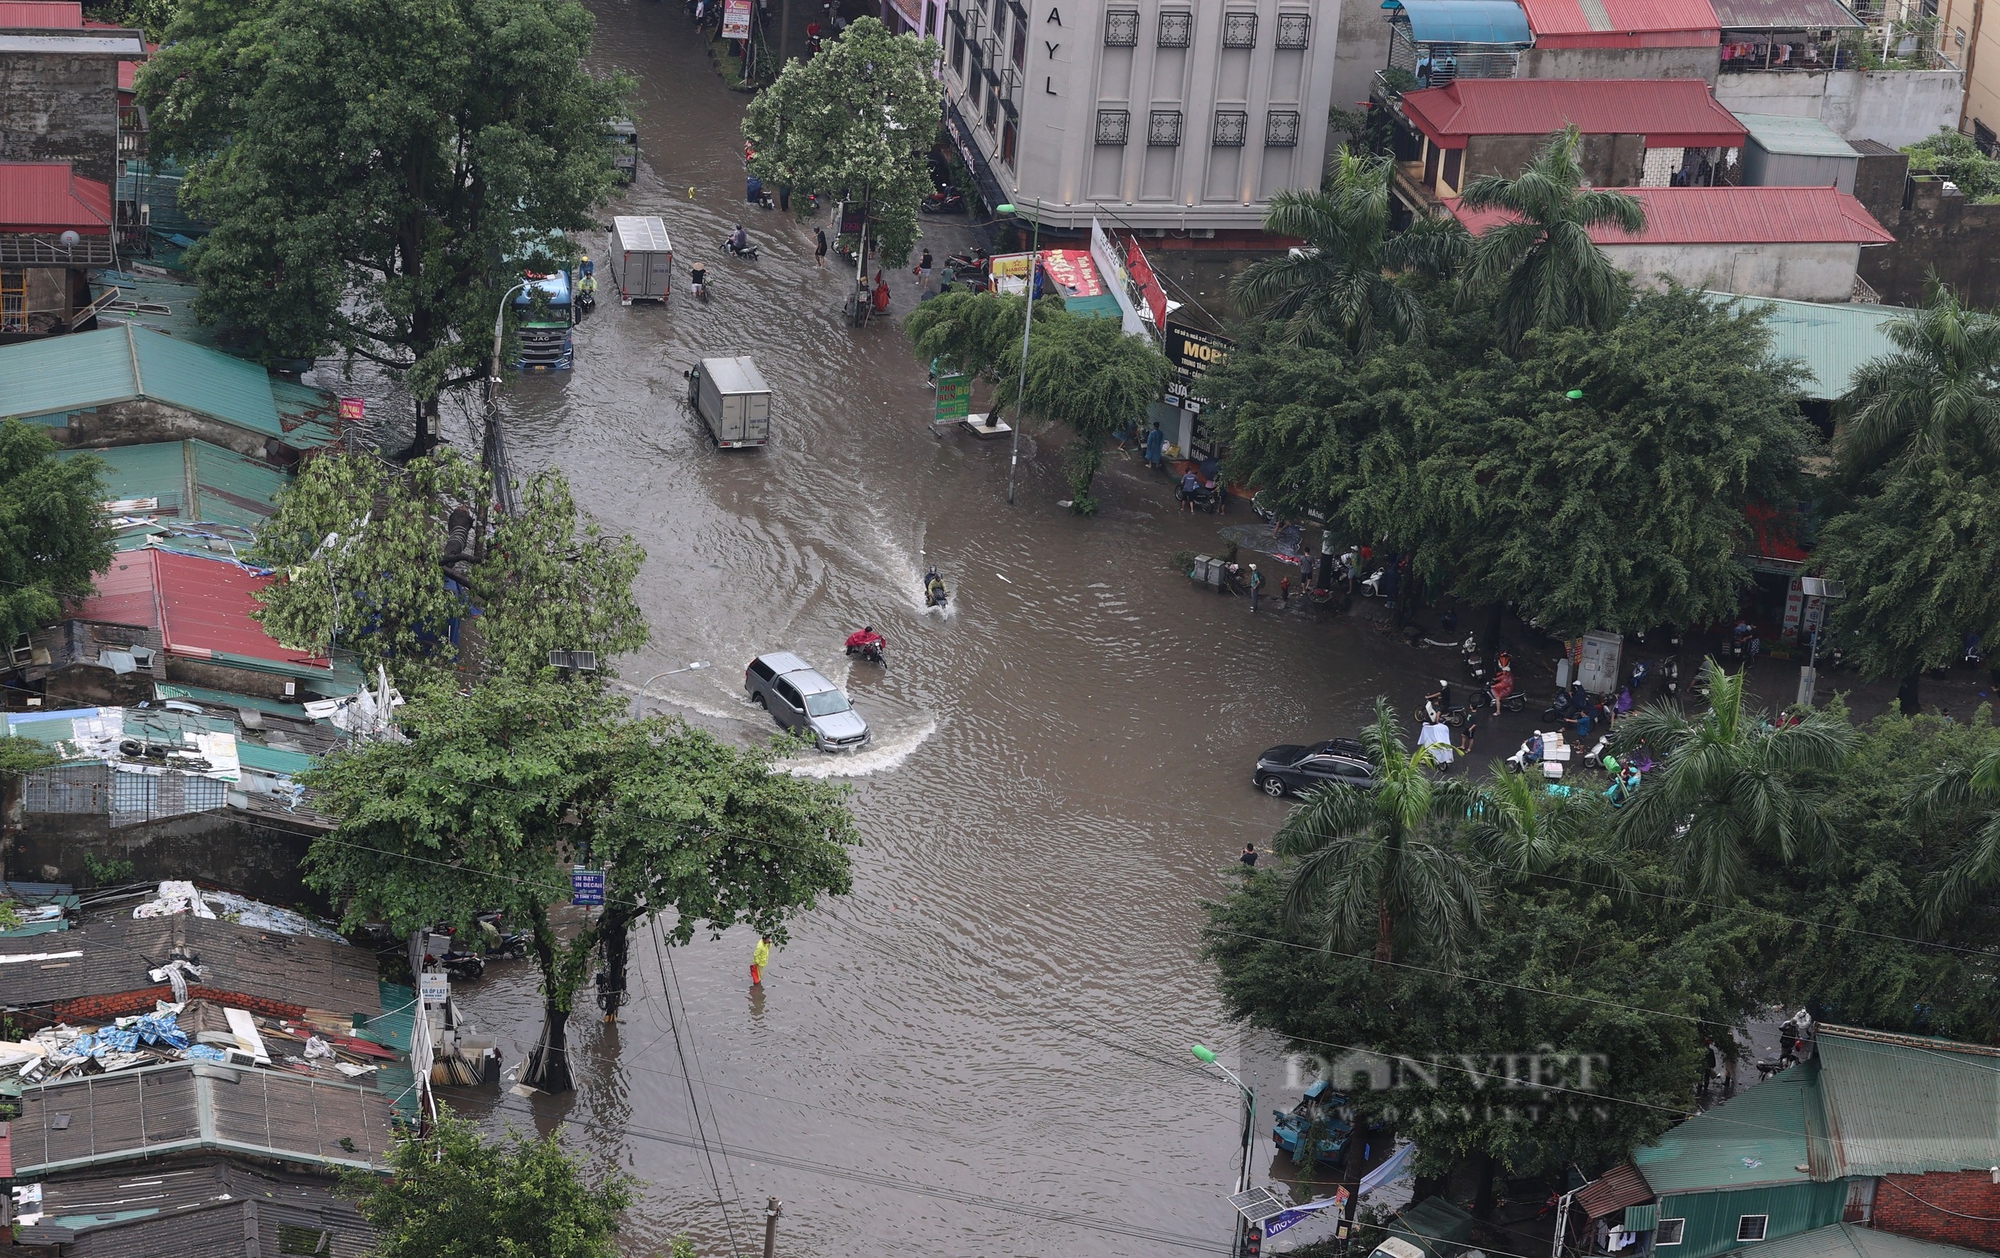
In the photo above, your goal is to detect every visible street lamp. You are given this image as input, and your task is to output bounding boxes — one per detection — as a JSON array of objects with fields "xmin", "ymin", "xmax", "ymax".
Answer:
[
  {"xmin": 995, "ymin": 200, "xmax": 1042, "ymax": 506},
  {"xmin": 1193, "ymin": 1044, "xmax": 1258, "ymax": 1257},
  {"xmin": 639, "ymin": 661, "xmax": 712, "ymax": 701},
  {"xmin": 1796, "ymin": 577, "xmax": 1843, "ymax": 707}
]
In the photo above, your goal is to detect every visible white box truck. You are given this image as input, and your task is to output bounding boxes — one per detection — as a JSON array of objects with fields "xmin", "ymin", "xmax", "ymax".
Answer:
[
  {"xmin": 607, "ymin": 215, "xmax": 672, "ymax": 304},
  {"xmin": 687, "ymin": 356, "xmax": 771, "ymax": 448}
]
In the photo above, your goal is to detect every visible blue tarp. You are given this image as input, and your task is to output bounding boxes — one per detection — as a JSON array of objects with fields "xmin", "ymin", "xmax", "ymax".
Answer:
[{"xmin": 1398, "ymin": 0, "xmax": 1533, "ymax": 44}]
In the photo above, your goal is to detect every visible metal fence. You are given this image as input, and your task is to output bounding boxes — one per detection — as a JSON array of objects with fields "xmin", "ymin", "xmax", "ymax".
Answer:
[{"xmin": 22, "ymin": 764, "xmax": 230, "ymax": 827}]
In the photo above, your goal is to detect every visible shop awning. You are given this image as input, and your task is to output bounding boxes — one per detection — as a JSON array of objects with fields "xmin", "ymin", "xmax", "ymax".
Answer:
[{"xmin": 1396, "ymin": 0, "xmax": 1533, "ymax": 45}]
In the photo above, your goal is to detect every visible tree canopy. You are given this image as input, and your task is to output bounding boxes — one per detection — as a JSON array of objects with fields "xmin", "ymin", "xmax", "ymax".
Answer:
[
  {"xmin": 0, "ymin": 419, "xmax": 112, "ymax": 647},
  {"xmin": 742, "ymin": 16, "xmax": 942, "ymax": 265},
  {"xmin": 139, "ymin": 0, "xmax": 628, "ymax": 420},
  {"xmin": 344, "ymin": 1110, "xmax": 630, "ymax": 1258}
]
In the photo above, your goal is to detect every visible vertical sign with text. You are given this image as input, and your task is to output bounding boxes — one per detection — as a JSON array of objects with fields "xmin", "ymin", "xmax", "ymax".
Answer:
[
  {"xmin": 722, "ymin": 0, "xmax": 751, "ymax": 38},
  {"xmin": 571, "ymin": 866, "xmax": 606, "ymax": 907},
  {"xmin": 934, "ymin": 373, "xmax": 971, "ymax": 424},
  {"xmin": 1163, "ymin": 321, "xmax": 1233, "ymax": 413}
]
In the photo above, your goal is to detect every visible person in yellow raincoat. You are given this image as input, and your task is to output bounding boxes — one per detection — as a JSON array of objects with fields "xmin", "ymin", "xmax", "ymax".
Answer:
[{"xmin": 750, "ymin": 935, "xmax": 771, "ymax": 987}]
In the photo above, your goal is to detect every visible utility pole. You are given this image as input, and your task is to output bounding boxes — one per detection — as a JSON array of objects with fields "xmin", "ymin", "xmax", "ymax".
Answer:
[
  {"xmin": 1000, "ymin": 198, "xmax": 1041, "ymax": 506},
  {"xmin": 763, "ymin": 1196, "xmax": 783, "ymax": 1258}
]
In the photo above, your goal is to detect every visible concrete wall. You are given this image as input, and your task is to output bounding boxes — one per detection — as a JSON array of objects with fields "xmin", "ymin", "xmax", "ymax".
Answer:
[
  {"xmin": 1332, "ymin": 0, "xmax": 1393, "ymax": 128},
  {"xmin": 1715, "ymin": 69, "xmax": 1964, "ymax": 148},
  {"xmin": 0, "ymin": 50, "xmax": 123, "ymax": 187},
  {"xmin": 1515, "ymin": 44, "xmax": 1721, "ymax": 83},
  {"xmin": 1741, "ymin": 143, "xmax": 1857, "ymax": 193},
  {"xmin": 1935, "ymin": 0, "xmax": 1990, "ymax": 137},
  {"xmin": 1467, "ymin": 131, "xmax": 1647, "ymax": 185},
  {"xmin": 1858, "ymin": 176, "xmax": 2000, "ymax": 307},
  {"xmin": 1605, "ymin": 240, "xmax": 1862, "ymax": 300},
  {"xmin": 8, "ymin": 808, "xmax": 323, "ymax": 907},
  {"xmin": 38, "ymin": 399, "xmax": 300, "ymax": 463}
]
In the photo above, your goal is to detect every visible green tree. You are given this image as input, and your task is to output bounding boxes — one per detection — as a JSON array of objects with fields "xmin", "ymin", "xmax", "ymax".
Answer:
[
  {"xmin": 1014, "ymin": 314, "xmax": 1172, "ymax": 513},
  {"xmin": 742, "ymin": 16, "xmax": 941, "ymax": 266},
  {"xmin": 1456, "ymin": 126, "xmax": 1645, "ymax": 355},
  {"xmin": 1835, "ymin": 282, "xmax": 2000, "ymax": 478},
  {"xmin": 250, "ymin": 450, "xmax": 486, "ymax": 683},
  {"xmin": 1906, "ymin": 733, "xmax": 2000, "ymax": 927},
  {"xmin": 0, "ymin": 419, "xmax": 113, "ymax": 646},
  {"xmin": 1273, "ymin": 700, "xmax": 1485, "ymax": 964},
  {"xmin": 139, "ymin": 0, "xmax": 628, "ymax": 444},
  {"xmin": 303, "ymin": 675, "xmax": 857, "ymax": 1092},
  {"xmin": 904, "ymin": 287, "xmax": 1035, "ymax": 384},
  {"xmin": 1902, "ymin": 128, "xmax": 2000, "ymax": 201},
  {"xmin": 1231, "ymin": 150, "xmax": 1467, "ymax": 351},
  {"xmin": 344, "ymin": 1110, "xmax": 630, "ymax": 1258},
  {"xmin": 1433, "ymin": 287, "xmax": 1815, "ymax": 638},
  {"xmin": 1817, "ymin": 448, "xmax": 2000, "ymax": 714},
  {"xmin": 1615, "ymin": 660, "xmax": 1855, "ymax": 904}
]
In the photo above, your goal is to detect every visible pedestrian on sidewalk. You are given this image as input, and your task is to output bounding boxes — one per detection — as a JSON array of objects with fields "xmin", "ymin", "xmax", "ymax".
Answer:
[
  {"xmin": 916, "ymin": 246, "xmax": 934, "ymax": 295},
  {"xmin": 1145, "ymin": 421, "xmax": 1165, "ymax": 469},
  {"xmin": 1179, "ymin": 467, "xmax": 1200, "ymax": 512},
  {"xmin": 1247, "ymin": 564, "xmax": 1264, "ymax": 612},
  {"xmin": 1459, "ymin": 707, "xmax": 1480, "ymax": 756},
  {"xmin": 814, "ymin": 226, "xmax": 828, "ymax": 267},
  {"xmin": 1240, "ymin": 843, "xmax": 1259, "ymax": 868},
  {"xmin": 750, "ymin": 935, "xmax": 771, "ymax": 987},
  {"xmin": 1278, "ymin": 574, "xmax": 1291, "ymax": 605}
]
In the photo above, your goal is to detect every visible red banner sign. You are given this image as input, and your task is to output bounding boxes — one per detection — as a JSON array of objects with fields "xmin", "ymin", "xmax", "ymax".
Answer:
[{"xmin": 337, "ymin": 397, "xmax": 365, "ymax": 422}]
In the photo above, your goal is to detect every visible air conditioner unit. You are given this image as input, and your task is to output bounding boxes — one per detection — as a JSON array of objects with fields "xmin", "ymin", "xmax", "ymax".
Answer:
[
  {"xmin": 139, "ymin": 202, "xmax": 150, "ymax": 225},
  {"xmin": 1192, "ymin": 228, "xmax": 1217, "ymax": 238}
]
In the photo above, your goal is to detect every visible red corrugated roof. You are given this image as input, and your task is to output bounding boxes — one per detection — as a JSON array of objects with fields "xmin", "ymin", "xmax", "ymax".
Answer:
[
  {"xmin": 1447, "ymin": 185, "xmax": 1895, "ymax": 245},
  {"xmin": 75, "ymin": 550, "xmax": 332, "ymax": 667},
  {"xmin": 1401, "ymin": 79, "xmax": 1746, "ymax": 149},
  {"xmin": 0, "ymin": 162, "xmax": 112, "ymax": 234},
  {"xmin": 0, "ymin": 1, "xmax": 83, "ymax": 26},
  {"xmin": 1519, "ymin": 0, "xmax": 1719, "ymax": 45}
]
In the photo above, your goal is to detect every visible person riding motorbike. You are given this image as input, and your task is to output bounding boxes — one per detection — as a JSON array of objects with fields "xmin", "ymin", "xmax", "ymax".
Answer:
[
  {"xmin": 845, "ymin": 626, "xmax": 886, "ymax": 662},
  {"xmin": 924, "ymin": 566, "xmax": 949, "ymax": 607},
  {"xmin": 728, "ymin": 225, "xmax": 750, "ymax": 256}
]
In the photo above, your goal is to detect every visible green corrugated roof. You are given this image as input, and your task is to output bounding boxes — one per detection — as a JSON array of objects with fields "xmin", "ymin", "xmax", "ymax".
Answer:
[
  {"xmin": 1814, "ymin": 1026, "xmax": 2000, "ymax": 1177},
  {"xmin": 1735, "ymin": 1223, "xmax": 1988, "ymax": 1258},
  {"xmin": 130, "ymin": 324, "xmax": 286, "ymax": 437},
  {"xmin": 1624, "ymin": 1204, "xmax": 1659, "ymax": 1231},
  {"xmin": 153, "ymin": 682, "xmax": 326, "ymax": 719},
  {"xmin": 1635, "ymin": 1069, "xmax": 1814, "ymax": 1193},
  {"xmin": 64, "ymin": 441, "xmax": 189, "ymax": 512},
  {"xmin": 1735, "ymin": 113, "xmax": 1861, "ymax": 159},
  {"xmin": 62, "ymin": 440, "xmax": 285, "ymax": 553},
  {"xmin": 234, "ymin": 741, "xmax": 316, "ymax": 777},
  {"xmin": 1713, "ymin": 293, "xmax": 1904, "ymax": 400},
  {"xmin": 0, "ymin": 325, "xmax": 139, "ymax": 420}
]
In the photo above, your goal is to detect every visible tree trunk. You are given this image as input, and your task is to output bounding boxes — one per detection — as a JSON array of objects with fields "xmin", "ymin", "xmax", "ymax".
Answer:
[
  {"xmin": 1897, "ymin": 669, "xmax": 1922, "ymax": 716},
  {"xmin": 522, "ymin": 999, "xmax": 573, "ymax": 1093},
  {"xmin": 596, "ymin": 901, "xmax": 634, "ymax": 1022},
  {"xmin": 1338, "ymin": 1114, "xmax": 1372, "ymax": 1239},
  {"xmin": 1374, "ymin": 898, "xmax": 1393, "ymax": 967},
  {"xmin": 1472, "ymin": 1149, "xmax": 1499, "ymax": 1219},
  {"xmin": 1483, "ymin": 602, "xmax": 1504, "ymax": 658}
]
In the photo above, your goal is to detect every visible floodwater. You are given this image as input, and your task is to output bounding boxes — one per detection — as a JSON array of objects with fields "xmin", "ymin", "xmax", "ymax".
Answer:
[{"xmin": 343, "ymin": 4, "xmax": 1444, "ymax": 1253}]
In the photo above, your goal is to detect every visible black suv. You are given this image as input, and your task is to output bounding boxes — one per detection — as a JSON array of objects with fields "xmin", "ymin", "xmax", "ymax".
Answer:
[{"xmin": 1253, "ymin": 738, "xmax": 1376, "ymax": 798}]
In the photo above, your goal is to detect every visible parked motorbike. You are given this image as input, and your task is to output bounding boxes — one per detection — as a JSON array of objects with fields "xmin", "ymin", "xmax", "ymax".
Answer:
[
  {"xmin": 1629, "ymin": 659, "xmax": 1651, "ymax": 692},
  {"xmin": 423, "ymin": 930, "xmax": 486, "ymax": 980},
  {"xmin": 1660, "ymin": 657, "xmax": 1681, "ymax": 696},
  {"xmin": 1461, "ymin": 634, "xmax": 1487, "ymax": 682},
  {"xmin": 921, "ymin": 190, "xmax": 967, "ymax": 214},
  {"xmin": 1359, "ymin": 567, "xmax": 1388, "ymax": 598}
]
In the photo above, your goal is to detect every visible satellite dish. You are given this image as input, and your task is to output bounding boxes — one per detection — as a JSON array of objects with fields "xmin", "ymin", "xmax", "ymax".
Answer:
[{"xmin": 59, "ymin": 230, "xmax": 80, "ymax": 246}]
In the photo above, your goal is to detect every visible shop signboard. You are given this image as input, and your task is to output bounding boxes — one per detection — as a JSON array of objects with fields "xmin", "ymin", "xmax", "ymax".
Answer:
[
  {"xmin": 1164, "ymin": 321, "xmax": 1232, "ymax": 413},
  {"xmin": 935, "ymin": 373, "xmax": 970, "ymax": 424},
  {"xmin": 722, "ymin": 0, "xmax": 751, "ymax": 38}
]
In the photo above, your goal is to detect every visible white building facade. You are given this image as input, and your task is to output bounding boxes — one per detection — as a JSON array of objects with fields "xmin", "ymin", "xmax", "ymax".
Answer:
[{"xmin": 938, "ymin": 0, "xmax": 1345, "ymax": 231}]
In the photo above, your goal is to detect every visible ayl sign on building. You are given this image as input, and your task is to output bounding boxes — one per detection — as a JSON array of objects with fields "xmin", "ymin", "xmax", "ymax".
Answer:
[{"xmin": 1164, "ymin": 321, "xmax": 1233, "ymax": 413}]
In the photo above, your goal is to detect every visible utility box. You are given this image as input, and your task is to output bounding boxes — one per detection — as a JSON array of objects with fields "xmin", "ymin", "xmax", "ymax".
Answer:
[
  {"xmin": 607, "ymin": 215, "xmax": 673, "ymax": 304},
  {"xmin": 688, "ymin": 356, "xmax": 771, "ymax": 448}
]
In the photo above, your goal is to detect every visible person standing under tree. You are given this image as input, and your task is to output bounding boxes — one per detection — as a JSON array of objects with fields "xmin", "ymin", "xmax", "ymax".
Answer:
[
  {"xmin": 750, "ymin": 935, "xmax": 771, "ymax": 987},
  {"xmin": 814, "ymin": 227, "xmax": 828, "ymax": 268}
]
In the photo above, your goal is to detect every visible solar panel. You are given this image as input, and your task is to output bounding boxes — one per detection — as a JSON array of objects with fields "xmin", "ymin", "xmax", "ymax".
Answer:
[{"xmin": 1229, "ymin": 1187, "xmax": 1290, "ymax": 1223}]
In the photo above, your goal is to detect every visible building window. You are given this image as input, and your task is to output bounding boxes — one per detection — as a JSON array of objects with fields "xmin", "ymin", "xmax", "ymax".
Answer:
[
  {"xmin": 1656, "ymin": 1221, "xmax": 1686, "ymax": 1247},
  {"xmin": 986, "ymin": 90, "xmax": 1000, "ymax": 130},
  {"xmin": 0, "ymin": 269, "xmax": 22, "ymax": 333},
  {"xmin": 952, "ymin": 31, "xmax": 966, "ymax": 74},
  {"xmin": 992, "ymin": 2, "xmax": 1007, "ymax": 44},
  {"xmin": 1737, "ymin": 1217, "xmax": 1769, "ymax": 1243},
  {"xmin": 1275, "ymin": 11, "xmax": 1310, "ymax": 47},
  {"xmin": 1223, "ymin": 11, "xmax": 1257, "ymax": 46},
  {"xmin": 1097, "ymin": 108, "xmax": 1131, "ymax": 144},
  {"xmin": 1213, "ymin": 110, "xmax": 1247, "ymax": 145},
  {"xmin": 1158, "ymin": 9, "xmax": 1192, "ymax": 46},
  {"xmin": 1002, "ymin": 118, "xmax": 1018, "ymax": 165},
  {"xmin": 1149, "ymin": 109, "xmax": 1184, "ymax": 145},
  {"xmin": 1013, "ymin": 22, "xmax": 1027, "ymax": 66},
  {"xmin": 969, "ymin": 69, "xmax": 983, "ymax": 106},
  {"xmin": 1105, "ymin": 8, "xmax": 1139, "ymax": 43},
  {"xmin": 1265, "ymin": 109, "xmax": 1300, "ymax": 146}
]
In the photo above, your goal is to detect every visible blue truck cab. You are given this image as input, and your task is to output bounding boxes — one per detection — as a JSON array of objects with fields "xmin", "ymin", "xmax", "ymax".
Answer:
[{"xmin": 513, "ymin": 265, "xmax": 574, "ymax": 372}]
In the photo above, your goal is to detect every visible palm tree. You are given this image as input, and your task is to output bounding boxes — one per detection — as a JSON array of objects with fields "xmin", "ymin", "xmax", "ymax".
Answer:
[
  {"xmin": 1614, "ymin": 660, "xmax": 1854, "ymax": 904},
  {"xmin": 1836, "ymin": 280, "xmax": 2000, "ymax": 479},
  {"xmin": 1232, "ymin": 148, "xmax": 1467, "ymax": 352},
  {"xmin": 1455, "ymin": 126, "xmax": 1645, "ymax": 355},
  {"xmin": 1907, "ymin": 746, "xmax": 2000, "ymax": 928},
  {"xmin": 1274, "ymin": 698, "xmax": 1485, "ymax": 964},
  {"xmin": 1467, "ymin": 765, "xmax": 1634, "ymax": 896}
]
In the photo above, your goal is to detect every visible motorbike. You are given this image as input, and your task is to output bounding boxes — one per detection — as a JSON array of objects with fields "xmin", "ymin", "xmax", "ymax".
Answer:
[
  {"xmin": 723, "ymin": 236, "xmax": 759, "ymax": 261},
  {"xmin": 423, "ymin": 929, "xmax": 486, "ymax": 980},
  {"xmin": 1443, "ymin": 685, "xmax": 1527, "ymax": 726},
  {"xmin": 1190, "ymin": 480, "xmax": 1226, "ymax": 514},
  {"xmin": 1629, "ymin": 659, "xmax": 1651, "ymax": 692},
  {"xmin": 845, "ymin": 635, "xmax": 886, "ymax": 664},
  {"xmin": 924, "ymin": 567, "xmax": 950, "ymax": 609},
  {"xmin": 921, "ymin": 189, "xmax": 967, "ymax": 214},
  {"xmin": 1461, "ymin": 634, "xmax": 1486, "ymax": 681},
  {"xmin": 476, "ymin": 911, "xmax": 530, "ymax": 960},
  {"xmin": 1359, "ymin": 567, "xmax": 1388, "ymax": 598},
  {"xmin": 1660, "ymin": 657, "xmax": 1681, "ymax": 696}
]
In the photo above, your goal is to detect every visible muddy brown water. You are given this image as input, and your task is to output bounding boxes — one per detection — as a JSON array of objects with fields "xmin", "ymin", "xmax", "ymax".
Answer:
[{"xmin": 299, "ymin": 6, "xmax": 1560, "ymax": 1253}]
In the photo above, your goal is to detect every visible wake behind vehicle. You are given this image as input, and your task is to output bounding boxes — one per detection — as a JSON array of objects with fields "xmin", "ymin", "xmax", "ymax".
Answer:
[
  {"xmin": 1254, "ymin": 738, "xmax": 1374, "ymax": 797},
  {"xmin": 745, "ymin": 651, "xmax": 869, "ymax": 751},
  {"xmin": 923, "ymin": 567, "xmax": 949, "ymax": 608},
  {"xmin": 686, "ymin": 355, "xmax": 771, "ymax": 448}
]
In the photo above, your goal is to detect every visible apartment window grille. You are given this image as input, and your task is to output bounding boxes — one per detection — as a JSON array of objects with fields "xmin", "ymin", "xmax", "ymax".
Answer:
[
  {"xmin": 1223, "ymin": 11, "xmax": 1257, "ymax": 46},
  {"xmin": 1265, "ymin": 109, "xmax": 1300, "ymax": 146},
  {"xmin": 1656, "ymin": 1222, "xmax": 1686, "ymax": 1247},
  {"xmin": 1149, "ymin": 109, "xmax": 1184, "ymax": 145},
  {"xmin": 1013, "ymin": 22, "xmax": 1027, "ymax": 66},
  {"xmin": 1105, "ymin": 8, "xmax": 1139, "ymax": 43},
  {"xmin": 1737, "ymin": 1219, "xmax": 1769, "ymax": 1244},
  {"xmin": 1158, "ymin": 10, "xmax": 1192, "ymax": 46},
  {"xmin": 1275, "ymin": 11, "xmax": 1310, "ymax": 47},
  {"xmin": 986, "ymin": 90, "xmax": 1000, "ymax": 130},
  {"xmin": 1096, "ymin": 108, "xmax": 1131, "ymax": 144},
  {"xmin": 1213, "ymin": 110, "xmax": 1247, "ymax": 145}
]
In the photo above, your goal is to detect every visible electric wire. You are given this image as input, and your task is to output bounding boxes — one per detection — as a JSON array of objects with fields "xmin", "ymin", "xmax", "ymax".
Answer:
[
  {"xmin": 646, "ymin": 911, "xmax": 747, "ymax": 1257},
  {"xmin": 659, "ymin": 915, "xmax": 750, "ymax": 1224}
]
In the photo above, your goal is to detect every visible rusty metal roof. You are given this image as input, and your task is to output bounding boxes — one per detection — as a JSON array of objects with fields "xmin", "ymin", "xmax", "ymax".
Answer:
[
  {"xmin": 1711, "ymin": 0, "xmax": 1863, "ymax": 29},
  {"xmin": 1450, "ymin": 186, "xmax": 1895, "ymax": 244},
  {"xmin": 1574, "ymin": 1162, "xmax": 1655, "ymax": 1220},
  {"xmin": 1812, "ymin": 1024, "xmax": 2000, "ymax": 1178},
  {"xmin": 18, "ymin": 1158, "xmax": 376, "ymax": 1256}
]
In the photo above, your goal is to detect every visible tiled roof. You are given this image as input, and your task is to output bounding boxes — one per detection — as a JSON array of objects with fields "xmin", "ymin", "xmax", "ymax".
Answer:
[
  {"xmin": 1812, "ymin": 1025, "xmax": 2000, "ymax": 1178},
  {"xmin": 0, "ymin": 912, "xmax": 382, "ymax": 1016},
  {"xmin": 1448, "ymin": 186, "xmax": 1895, "ymax": 244},
  {"xmin": 1518, "ymin": 0, "xmax": 1720, "ymax": 43},
  {"xmin": 14, "ymin": 1060, "xmax": 394, "ymax": 1174},
  {"xmin": 0, "ymin": 325, "xmax": 342, "ymax": 451},
  {"xmin": 0, "ymin": 162, "xmax": 112, "ymax": 234},
  {"xmin": 1401, "ymin": 79, "xmax": 1746, "ymax": 148},
  {"xmin": 19, "ymin": 1158, "xmax": 375, "ymax": 1257}
]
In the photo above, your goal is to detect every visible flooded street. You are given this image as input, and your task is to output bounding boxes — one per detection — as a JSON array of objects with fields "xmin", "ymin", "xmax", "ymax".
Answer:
[{"xmin": 361, "ymin": 4, "xmax": 1442, "ymax": 1253}]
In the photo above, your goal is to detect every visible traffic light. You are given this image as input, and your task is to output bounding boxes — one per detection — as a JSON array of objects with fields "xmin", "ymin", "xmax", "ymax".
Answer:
[{"xmin": 1244, "ymin": 1224, "xmax": 1263, "ymax": 1257}]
